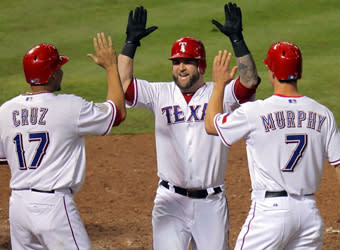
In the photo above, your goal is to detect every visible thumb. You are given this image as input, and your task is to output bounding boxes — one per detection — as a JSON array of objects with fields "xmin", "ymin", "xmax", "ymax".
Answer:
[
  {"xmin": 144, "ymin": 26, "xmax": 158, "ymax": 36},
  {"xmin": 230, "ymin": 66, "xmax": 238, "ymax": 78},
  {"xmin": 212, "ymin": 19, "xmax": 224, "ymax": 31},
  {"xmin": 87, "ymin": 54, "xmax": 97, "ymax": 63}
]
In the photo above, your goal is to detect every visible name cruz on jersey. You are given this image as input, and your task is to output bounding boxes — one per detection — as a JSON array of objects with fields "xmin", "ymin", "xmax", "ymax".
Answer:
[
  {"xmin": 261, "ymin": 110, "xmax": 326, "ymax": 133},
  {"xmin": 12, "ymin": 107, "xmax": 48, "ymax": 127},
  {"xmin": 161, "ymin": 103, "xmax": 208, "ymax": 124}
]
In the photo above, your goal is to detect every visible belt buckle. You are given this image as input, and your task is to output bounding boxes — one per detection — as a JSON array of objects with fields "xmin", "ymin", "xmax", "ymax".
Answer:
[
  {"xmin": 185, "ymin": 189, "xmax": 200, "ymax": 199},
  {"xmin": 206, "ymin": 187, "xmax": 215, "ymax": 197},
  {"xmin": 168, "ymin": 183, "xmax": 176, "ymax": 193},
  {"xmin": 186, "ymin": 189, "xmax": 195, "ymax": 198}
]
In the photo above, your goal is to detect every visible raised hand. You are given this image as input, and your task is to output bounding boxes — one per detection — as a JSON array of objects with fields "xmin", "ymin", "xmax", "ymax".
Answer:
[
  {"xmin": 212, "ymin": 2, "xmax": 243, "ymax": 42},
  {"xmin": 125, "ymin": 6, "xmax": 158, "ymax": 46},
  {"xmin": 87, "ymin": 32, "xmax": 117, "ymax": 69},
  {"xmin": 213, "ymin": 50, "xmax": 238, "ymax": 87}
]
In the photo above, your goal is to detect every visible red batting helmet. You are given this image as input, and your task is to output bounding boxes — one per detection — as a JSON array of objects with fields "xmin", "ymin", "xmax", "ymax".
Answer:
[
  {"xmin": 264, "ymin": 41, "xmax": 302, "ymax": 80},
  {"xmin": 169, "ymin": 37, "xmax": 206, "ymax": 74},
  {"xmin": 23, "ymin": 43, "xmax": 69, "ymax": 85}
]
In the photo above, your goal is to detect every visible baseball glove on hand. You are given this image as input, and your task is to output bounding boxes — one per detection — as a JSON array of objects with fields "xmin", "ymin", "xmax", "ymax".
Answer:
[
  {"xmin": 125, "ymin": 6, "xmax": 158, "ymax": 46},
  {"xmin": 212, "ymin": 2, "xmax": 243, "ymax": 42}
]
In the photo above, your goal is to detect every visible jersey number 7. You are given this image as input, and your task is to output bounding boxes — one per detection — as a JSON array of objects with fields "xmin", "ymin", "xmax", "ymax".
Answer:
[
  {"xmin": 282, "ymin": 134, "xmax": 307, "ymax": 172},
  {"xmin": 13, "ymin": 132, "xmax": 50, "ymax": 170}
]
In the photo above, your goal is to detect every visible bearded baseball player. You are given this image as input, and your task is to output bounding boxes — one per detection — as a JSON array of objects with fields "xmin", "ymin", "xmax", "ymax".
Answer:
[
  {"xmin": 118, "ymin": 3, "xmax": 260, "ymax": 249},
  {"xmin": 0, "ymin": 32, "xmax": 126, "ymax": 249},
  {"xmin": 205, "ymin": 42, "xmax": 340, "ymax": 249}
]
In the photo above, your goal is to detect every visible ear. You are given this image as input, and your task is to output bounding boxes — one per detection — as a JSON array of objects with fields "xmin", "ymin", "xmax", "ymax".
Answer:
[{"xmin": 269, "ymin": 70, "xmax": 276, "ymax": 80}]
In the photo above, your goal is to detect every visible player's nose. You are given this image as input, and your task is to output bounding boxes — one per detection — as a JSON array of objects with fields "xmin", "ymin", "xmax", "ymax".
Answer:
[{"xmin": 178, "ymin": 62, "xmax": 187, "ymax": 71}]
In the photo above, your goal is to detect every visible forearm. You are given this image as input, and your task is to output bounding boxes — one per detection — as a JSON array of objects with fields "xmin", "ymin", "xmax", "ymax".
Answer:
[
  {"xmin": 119, "ymin": 6, "xmax": 157, "ymax": 93},
  {"xmin": 205, "ymin": 84, "xmax": 225, "ymax": 135},
  {"xmin": 336, "ymin": 165, "xmax": 340, "ymax": 185},
  {"xmin": 229, "ymin": 38, "xmax": 259, "ymax": 89},
  {"xmin": 212, "ymin": 2, "xmax": 260, "ymax": 90},
  {"xmin": 118, "ymin": 54, "xmax": 134, "ymax": 93},
  {"xmin": 236, "ymin": 53, "xmax": 260, "ymax": 89},
  {"xmin": 106, "ymin": 65, "xmax": 126, "ymax": 120}
]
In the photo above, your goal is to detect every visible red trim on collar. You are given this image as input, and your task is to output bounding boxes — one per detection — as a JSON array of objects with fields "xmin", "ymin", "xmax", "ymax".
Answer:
[{"xmin": 274, "ymin": 93, "xmax": 304, "ymax": 98}]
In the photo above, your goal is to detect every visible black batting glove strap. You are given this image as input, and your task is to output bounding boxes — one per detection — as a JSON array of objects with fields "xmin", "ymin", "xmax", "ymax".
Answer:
[
  {"xmin": 121, "ymin": 43, "xmax": 138, "ymax": 59},
  {"xmin": 125, "ymin": 6, "xmax": 158, "ymax": 47},
  {"xmin": 231, "ymin": 39, "xmax": 250, "ymax": 57}
]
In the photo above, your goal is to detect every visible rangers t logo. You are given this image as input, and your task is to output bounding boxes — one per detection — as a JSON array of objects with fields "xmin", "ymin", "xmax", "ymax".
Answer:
[{"xmin": 179, "ymin": 42, "xmax": 187, "ymax": 52}]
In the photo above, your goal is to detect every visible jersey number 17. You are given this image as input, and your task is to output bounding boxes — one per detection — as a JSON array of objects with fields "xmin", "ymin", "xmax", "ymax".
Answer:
[{"xmin": 13, "ymin": 132, "xmax": 49, "ymax": 170}]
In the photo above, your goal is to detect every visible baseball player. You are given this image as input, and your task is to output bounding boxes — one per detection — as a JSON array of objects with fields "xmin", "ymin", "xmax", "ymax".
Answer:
[
  {"xmin": 118, "ymin": 3, "xmax": 260, "ymax": 250},
  {"xmin": 0, "ymin": 32, "xmax": 126, "ymax": 250},
  {"xmin": 205, "ymin": 42, "xmax": 340, "ymax": 249}
]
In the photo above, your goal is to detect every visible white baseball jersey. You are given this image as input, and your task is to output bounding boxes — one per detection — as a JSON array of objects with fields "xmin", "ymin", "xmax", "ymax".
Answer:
[
  {"xmin": 214, "ymin": 94, "xmax": 340, "ymax": 195},
  {"xmin": 0, "ymin": 92, "xmax": 116, "ymax": 194},
  {"xmin": 128, "ymin": 77, "xmax": 243, "ymax": 189}
]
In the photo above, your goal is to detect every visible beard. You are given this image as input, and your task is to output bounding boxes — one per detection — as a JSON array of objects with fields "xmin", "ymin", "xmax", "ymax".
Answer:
[{"xmin": 172, "ymin": 71, "xmax": 200, "ymax": 92}]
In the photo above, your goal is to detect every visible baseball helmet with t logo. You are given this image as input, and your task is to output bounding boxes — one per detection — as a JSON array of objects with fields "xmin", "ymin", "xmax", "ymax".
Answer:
[
  {"xmin": 23, "ymin": 43, "xmax": 69, "ymax": 85},
  {"xmin": 169, "ymin": 37, "xmax": 206, "ymax": 74},
  {"xmin": 263, "ymin": 41, "xmax": 302, "ymax": 80}
]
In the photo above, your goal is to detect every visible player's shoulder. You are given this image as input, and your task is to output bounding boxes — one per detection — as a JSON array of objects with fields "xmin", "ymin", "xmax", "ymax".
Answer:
[
  {"xmin": 135, "ymin": 78, "xmax": 172, "ymax": 86},
  {"xmin": 232, "ymin": 98, "xmax": 265, "ymax": 116},
  {"xmin": 303, "ymin": 96, "xmax": 336, "ymax": 115},
  {"xmin": 302, "ymin": 95, "xmax": 325, "ymax": 106},
  {"xmin": 0, "ymin": 95, "xmax": 22, "ymax": 110},
  {"xmin": 55, "ymin": 93, "xmax": 85, "ymax": 102},
  {"xmin": 135, "ymin": 78, "xmax": 175, "ymax": 90},
  {"xmin": 241, "ymin": 98, "xmax": 265, "ymax": 108}
]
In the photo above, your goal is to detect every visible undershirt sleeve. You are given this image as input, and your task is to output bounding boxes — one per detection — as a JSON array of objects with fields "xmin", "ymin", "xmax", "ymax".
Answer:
[
  {"xmin": 125, "ymin": 78, "xmax": 135, "ymax": 105},
  {"xmin": 233, "ymin": 77, "xmax": 257, "ymax": 104},
  {"xmin": 113, "ymin": 105, "xmax": 122, "ymax": 127}
]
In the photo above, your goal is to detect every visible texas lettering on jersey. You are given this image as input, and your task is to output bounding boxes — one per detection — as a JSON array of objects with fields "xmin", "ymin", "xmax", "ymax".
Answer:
[
  {"xmin": 161, "ymin": 103, "xmax": 208, "ymax": 124},
  {"xmin": 12, "ymin": 107, "xmax": 48, "ymax": 127},
  {"xmin": 261, "ymin": 110, "xmax": 326, "ymax": 133}
]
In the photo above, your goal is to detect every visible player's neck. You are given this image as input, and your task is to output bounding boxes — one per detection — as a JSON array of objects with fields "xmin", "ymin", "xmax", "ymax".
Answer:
[
  {"xmin": 273, "ymin": 81, "xmax": 301, "ymax": 97},
  {"xmin": 26, "ymin": 85, "xmax": 52, "ymax": 94}
]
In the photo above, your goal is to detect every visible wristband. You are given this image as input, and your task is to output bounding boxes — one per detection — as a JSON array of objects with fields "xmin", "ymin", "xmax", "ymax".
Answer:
[
  {"xmin": 121, "ymin": 43, "xmax": 138, "ymax": 59},
  {"xmin": 230, "ymin": 39, "xmax": 250, "ymax": 57}
]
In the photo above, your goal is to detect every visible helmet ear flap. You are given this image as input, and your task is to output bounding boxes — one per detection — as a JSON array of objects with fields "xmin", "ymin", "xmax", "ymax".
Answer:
[{"xmin": 198, "ymin": 59, "xmax": 206, "ymax": 75}]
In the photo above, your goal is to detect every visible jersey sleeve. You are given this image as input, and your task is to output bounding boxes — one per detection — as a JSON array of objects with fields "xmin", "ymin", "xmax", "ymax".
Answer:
[
  {"xmin": 214, "ymin": 104, "xmax": 251, "ymax": 147},
  {"xmin": 78, "ymin": 99, "xmax": 116, "ymax": 136},
  {"xmin": 221, "ymin": 77, "xmax": 258, "ymax": 113},
  {"xmin": 126, "ymin": 77, "xmax": 158, "ymax": 112},
  {"xmin": 0, "ymin": 139, "xmax": 6, "ymax": 162},
  {"xmin": 325, "ymin": 111, "xmax": 340, "ymax": 165},
  {"xmin": 221, "ymin": 79, "xmax": 240, "ymax": 112}
]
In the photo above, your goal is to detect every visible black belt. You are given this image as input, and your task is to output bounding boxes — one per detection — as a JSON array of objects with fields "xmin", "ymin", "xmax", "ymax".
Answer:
[
  {"xmin": 13, "ymin": 188, "xmax": 73, "ymax": 194},
  {"xmin": 160, "ymin": 180, "xmax": 222, "ymax": 199},
  {"xmin": 265, "ymin": 191, "xmax": 287, "ymax": 198},
  {"xmin": 265, "ymin": 191, "xmax": 313, "ymax": 198},
  {"xmin": 31, "ymin": 189, "xmax": 55, "ymax": 193}
]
